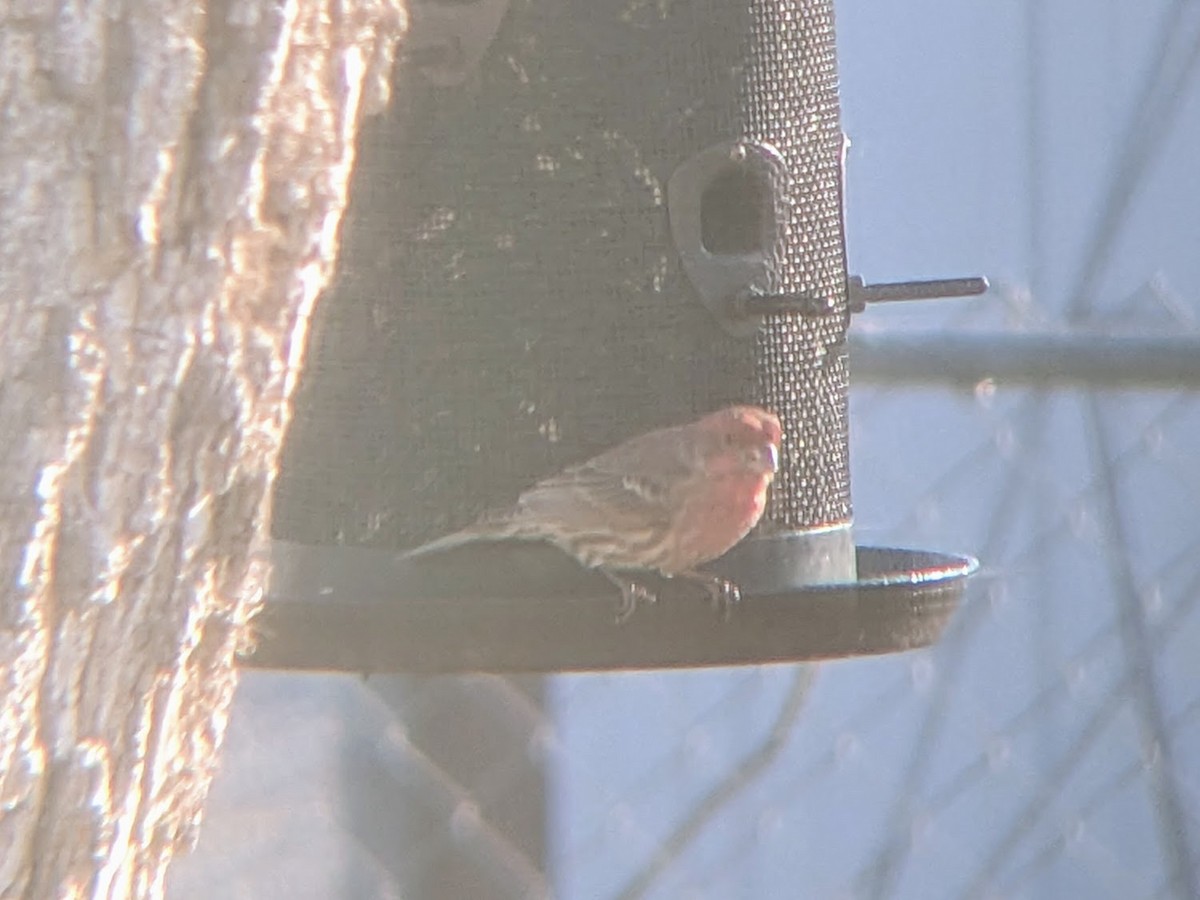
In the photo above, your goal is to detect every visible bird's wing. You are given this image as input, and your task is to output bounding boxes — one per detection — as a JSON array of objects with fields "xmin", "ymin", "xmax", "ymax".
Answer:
[
  {"xmin": 582, "ymin": 424, "xmax": 696, "ymax": 485},
  {"xmin": 512, "ymin": 460, "xmax": 677, "ymax": 535},
  {"xmin": 519, "ymin": 423, "xmax": 695, "ymax": 526},
  {"xmin": 406, "ymin": 423, "xmax": 695, "ymax": 557}
]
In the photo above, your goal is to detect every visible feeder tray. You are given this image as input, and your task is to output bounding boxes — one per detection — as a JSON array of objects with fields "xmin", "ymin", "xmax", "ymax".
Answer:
[{"xmin": 243, "ymin": 539, "xmax": 976, "ymax": 674}]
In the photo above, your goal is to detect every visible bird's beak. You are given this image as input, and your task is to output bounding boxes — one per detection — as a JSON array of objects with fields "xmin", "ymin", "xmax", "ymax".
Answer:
[
  {"xmin": 759, "ymin": 442, "xmax": 780, "ymax": 474},
  {"xmin": 736, "ymin": 440, "xmax": 780, "ymax": 475}
]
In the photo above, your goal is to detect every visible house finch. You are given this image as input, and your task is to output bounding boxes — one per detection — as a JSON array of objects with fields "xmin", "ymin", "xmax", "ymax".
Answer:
[{"xmin": 404, "ymin": 405, "xmax": 782, "ymax": 620}]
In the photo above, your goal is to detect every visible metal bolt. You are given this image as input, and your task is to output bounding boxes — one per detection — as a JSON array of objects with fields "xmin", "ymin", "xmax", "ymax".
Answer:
[{"xmin": 732, "ymin": 275, "xmax": 989, "ymax": 319}]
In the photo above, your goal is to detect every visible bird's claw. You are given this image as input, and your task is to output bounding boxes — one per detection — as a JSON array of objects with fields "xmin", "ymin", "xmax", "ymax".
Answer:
[
  {"xmin": 703, "ymin": 577, "xmax": 741, "ymax": 622},
  {"xmin": 602, "ymin": 569, "xmax": 741, "ymax": 623},
  {"xmin": 675, "ymin": 570, "xmax": 741, "ymax": 621},
  {"xmin": 615, "ymin": 581, "xmax": 656, "ymax": 624},
  {"xmin": 602, "ymin": 571, "xmax": 657, "ymax": 624}
]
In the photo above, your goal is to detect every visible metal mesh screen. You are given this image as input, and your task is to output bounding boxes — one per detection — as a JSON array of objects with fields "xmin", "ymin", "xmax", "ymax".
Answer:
[
  {"xmin": 743, "ymin": 0, "xmax": 852, "ymax": 529},
  {"xmin": 272, "ymin": 0, "xmax": 855, "ymax": 549},
  {"xmin": 271, "ymin": 0, "xmax": 777, "ymax": 550}
]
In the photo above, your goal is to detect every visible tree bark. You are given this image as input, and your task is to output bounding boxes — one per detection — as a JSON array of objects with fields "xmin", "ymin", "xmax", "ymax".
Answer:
[{"xmin": 0, "ymin": 1, "xmax": 405, "ymax": 896}]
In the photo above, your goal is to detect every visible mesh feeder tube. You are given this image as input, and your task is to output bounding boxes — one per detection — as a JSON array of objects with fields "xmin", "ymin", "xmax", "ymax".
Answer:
[{"xmin": 669, "ymin": 0, "xmax": 856, "ymax": 592}]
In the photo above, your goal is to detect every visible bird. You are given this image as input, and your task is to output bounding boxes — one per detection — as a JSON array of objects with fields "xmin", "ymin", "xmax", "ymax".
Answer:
[{"xmin": 403, "ymin": 405, "xmax": 782, "ymax": 621}]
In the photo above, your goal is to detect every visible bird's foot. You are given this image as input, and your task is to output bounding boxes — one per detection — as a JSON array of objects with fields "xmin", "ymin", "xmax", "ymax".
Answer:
[
  {"xmin": 676, "ymin": 570, "xmax": 741, "ymax": 622},
  {"xmin": 601, "ymin": 570, "xmax": 657, "ymax": 624}
]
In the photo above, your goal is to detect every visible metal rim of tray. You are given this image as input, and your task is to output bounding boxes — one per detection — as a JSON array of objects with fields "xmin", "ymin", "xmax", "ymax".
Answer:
[{"xmin": 244, "ymin": 540, "xmax": 977, "ymax": 674}]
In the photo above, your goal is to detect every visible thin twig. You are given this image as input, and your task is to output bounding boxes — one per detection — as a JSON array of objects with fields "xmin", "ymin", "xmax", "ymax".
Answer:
[{"xmin": 615, "ymin": 666, "xmax": 817, "ymax": 900}]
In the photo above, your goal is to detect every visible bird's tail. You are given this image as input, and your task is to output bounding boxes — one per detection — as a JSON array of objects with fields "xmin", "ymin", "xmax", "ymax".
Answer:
[{"xmin": 400, "ymin": 516, "xmax": 524, "ymax": 559}]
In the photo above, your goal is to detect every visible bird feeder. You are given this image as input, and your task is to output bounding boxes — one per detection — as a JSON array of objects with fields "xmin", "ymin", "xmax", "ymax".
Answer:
[{"xmin": 249, "ymin": 0, "xmax": 979, "ymax": 674}]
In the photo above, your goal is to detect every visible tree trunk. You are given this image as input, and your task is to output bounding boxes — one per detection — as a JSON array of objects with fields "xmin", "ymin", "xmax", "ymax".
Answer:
[{"xmin": 0, "ymin": 1, "xmax": 405, "ymax": 896}]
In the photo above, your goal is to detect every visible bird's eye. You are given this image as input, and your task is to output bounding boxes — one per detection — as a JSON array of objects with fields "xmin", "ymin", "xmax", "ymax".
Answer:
[{"xmin": 723, "ymin": 432, "xmax": 736, "ymax": 446}]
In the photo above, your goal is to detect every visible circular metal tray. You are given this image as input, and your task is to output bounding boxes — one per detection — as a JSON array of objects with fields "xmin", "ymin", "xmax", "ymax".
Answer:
[{"xmin": 245, "ymin": 540, "xmax": 976, "ymax": 674}]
